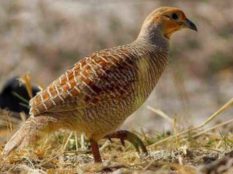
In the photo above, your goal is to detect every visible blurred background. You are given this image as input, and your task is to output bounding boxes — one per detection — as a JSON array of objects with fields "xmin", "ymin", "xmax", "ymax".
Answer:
[{"xmin": 0, "ymin": 0, "xmax": 232, "ymax": 133}]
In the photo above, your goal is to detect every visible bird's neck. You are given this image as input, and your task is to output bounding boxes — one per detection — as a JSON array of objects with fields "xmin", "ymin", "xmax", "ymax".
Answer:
[
  {"xmin": 128, "ymin": 28, "xmax": 169, "ymax": 103},
  {"xmin": 132, "ymin": 25, "xmax": 169, "ymax": 63},
  {"xmin": 136, "ymin": 24, "xmax": 169, "ymax": 52}
]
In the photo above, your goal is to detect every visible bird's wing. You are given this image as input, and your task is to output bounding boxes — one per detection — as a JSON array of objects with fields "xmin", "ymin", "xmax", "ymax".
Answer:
[{"xmin": 29, "ymin": 45, "xmax": 139, "ymax": 116}]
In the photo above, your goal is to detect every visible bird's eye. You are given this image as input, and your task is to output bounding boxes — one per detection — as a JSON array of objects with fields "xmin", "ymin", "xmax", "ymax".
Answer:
[{"xmin": 171, "ymin": 13, "xmax": 178, "ymax": 20}]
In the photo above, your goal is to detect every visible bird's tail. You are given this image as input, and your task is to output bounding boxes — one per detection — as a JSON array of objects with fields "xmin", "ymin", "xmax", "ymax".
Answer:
[{"xmin": 3, "ymin": 115, "xmax": 58, "ymax": 156}]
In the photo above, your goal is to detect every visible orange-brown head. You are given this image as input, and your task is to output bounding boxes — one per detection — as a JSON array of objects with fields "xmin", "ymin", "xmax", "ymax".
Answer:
[{"xmin": 139, "ymin": 7, "xmax": 197, "ymax": 40}]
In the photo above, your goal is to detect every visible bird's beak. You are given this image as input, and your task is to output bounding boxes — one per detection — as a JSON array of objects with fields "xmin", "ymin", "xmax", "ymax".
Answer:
[{"xmin": 184, "ymin": 18, "xmax": 197, "ymax": 31}]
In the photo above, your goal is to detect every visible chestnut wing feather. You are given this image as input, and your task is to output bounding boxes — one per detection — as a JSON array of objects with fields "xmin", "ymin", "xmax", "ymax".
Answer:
[{"xmin": 29, "ymin": 46, "xmax": 138, "ymax": 116}]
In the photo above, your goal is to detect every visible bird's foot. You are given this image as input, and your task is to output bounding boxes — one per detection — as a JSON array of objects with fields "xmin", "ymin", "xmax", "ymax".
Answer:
[{"xmin": 104, "ymin": 130, "xmax": 148, "ymax": 155}]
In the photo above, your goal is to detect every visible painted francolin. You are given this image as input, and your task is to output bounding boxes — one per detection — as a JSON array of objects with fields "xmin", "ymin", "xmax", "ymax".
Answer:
[{"xmin": 3, "ymin": 7, "xmax": 197, "ymax": 162}]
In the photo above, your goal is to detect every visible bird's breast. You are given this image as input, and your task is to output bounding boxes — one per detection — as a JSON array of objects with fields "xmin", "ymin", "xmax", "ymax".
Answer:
[{"xmin": 132, "ymin": 51, "xmax": 168, "ymax": 106}]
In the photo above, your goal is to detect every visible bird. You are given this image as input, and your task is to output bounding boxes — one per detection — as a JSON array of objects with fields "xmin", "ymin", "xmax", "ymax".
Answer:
[
  {"xmin": 0, "ymin": 77, "xmax": 40, "ymax": 115},
  {"xmin": 3, "ymin": 7, "xmax": 197, "ymax": 163}
]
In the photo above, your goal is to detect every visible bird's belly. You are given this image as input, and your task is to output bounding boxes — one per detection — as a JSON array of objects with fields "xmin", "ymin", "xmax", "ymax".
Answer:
[{"xmin": 70, "ymin": 76, "xmax": 158, "ymax": 140}]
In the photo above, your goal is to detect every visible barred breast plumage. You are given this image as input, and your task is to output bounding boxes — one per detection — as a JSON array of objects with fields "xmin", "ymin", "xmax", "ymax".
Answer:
[{"xmin": 3, "ymin": 7, "xmax": 197, "ymax": 162}]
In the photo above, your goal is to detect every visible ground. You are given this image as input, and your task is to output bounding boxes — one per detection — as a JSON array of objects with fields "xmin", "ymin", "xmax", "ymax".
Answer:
[{"xmin": 0, "ymin": 101, "xmax": 232, "ymax": 174}]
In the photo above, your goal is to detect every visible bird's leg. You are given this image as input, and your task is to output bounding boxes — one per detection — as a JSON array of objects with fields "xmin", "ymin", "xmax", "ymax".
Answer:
[
  {"xmin": 90, "ymin": 138, "xmax": 102, "ymax": 163},
  {"xmin": 104, "ymin": 130, "xmax": 148, "ymax": 155}
]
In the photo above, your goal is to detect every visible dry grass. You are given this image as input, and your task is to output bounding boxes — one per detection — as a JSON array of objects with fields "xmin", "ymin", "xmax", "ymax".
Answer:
[{"xmin": 0, "ymin": 98, "xmax": 232, "ymax": 173}]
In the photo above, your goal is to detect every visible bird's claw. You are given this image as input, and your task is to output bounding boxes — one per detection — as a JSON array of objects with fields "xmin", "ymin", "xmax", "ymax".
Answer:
[
  {"xmin": 104, "ymin": 130, "xmax": 148, "ymax": 155},
  {"xmin": 120, "ymin": 137, "xmax": 125, "ymax": 146},
  {"xmin": 107, "ymin": 136, "xmax": 113, "ymax": 143}
]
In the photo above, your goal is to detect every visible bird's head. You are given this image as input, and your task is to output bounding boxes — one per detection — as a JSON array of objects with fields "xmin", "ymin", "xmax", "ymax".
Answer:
[{"xmin": 139, "ymin": 7, "xmax": 197, "ymax": 41}]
